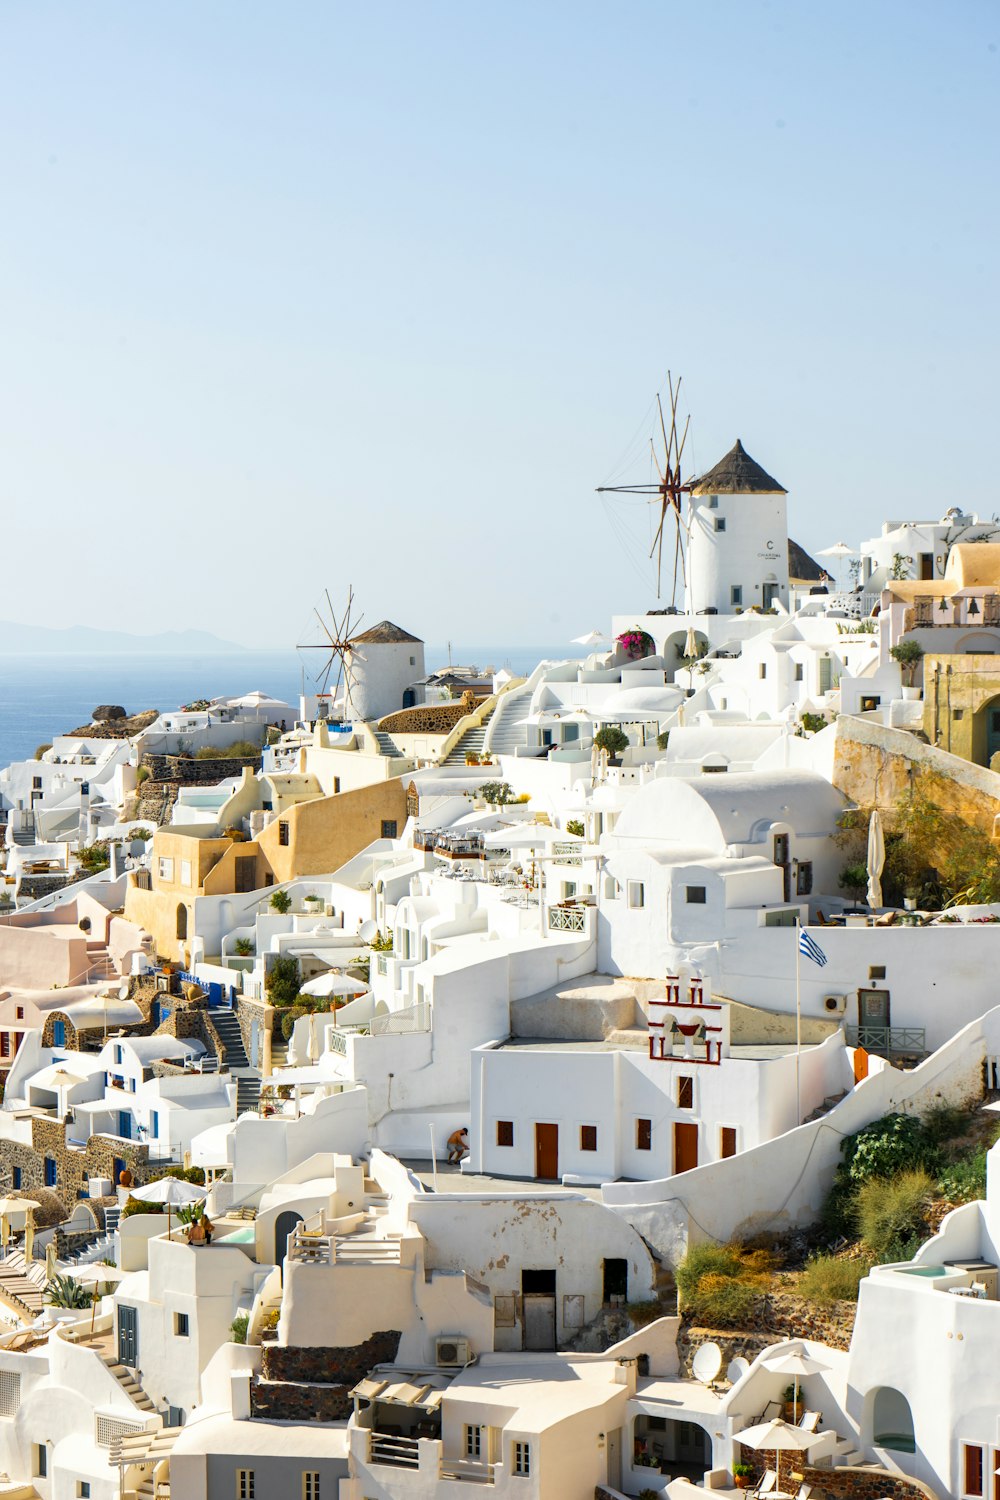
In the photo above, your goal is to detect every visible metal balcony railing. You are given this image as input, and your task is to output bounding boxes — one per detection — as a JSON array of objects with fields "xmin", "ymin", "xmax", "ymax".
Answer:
[
  {"xmin": 548, "ymin": 905, "xmax": 586, "ymax": 932},
  {"xmin": 846, "ymin": 1025, "xmax": 927, "ymax": 1055}
]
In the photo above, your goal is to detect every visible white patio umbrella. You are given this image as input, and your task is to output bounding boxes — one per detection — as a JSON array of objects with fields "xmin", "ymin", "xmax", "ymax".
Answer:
[
  {"xmin": 128, "ymin": 1177, "xmax": 206, "ymax": 1239},
  {"xmin": 571, "ymin": 629, "xmax": 610, "ymax": 648},
  {"xmin": 817, "ymin": 541, "xmax": 856, "ymax": 590},
  {"xmin": 762, "ymin": 1346, "xmax": 829, "ymax": 1414},
  {"xmin": 65, "ymin": 1261, "xmax": 128, "ymax": 1334},
  {"xmin": 684, "ymin": 626, "xmax": 700, "ymax": 659},
  {"xmin": 735, "ymin": 1417, "xmax": 816, "ymax": 1490},
  {"xmin": 300, "ymin": 972, "xmax": 370, "ymax": 1000},
  {"xmin": 866, "ymin": 809, "xmax": 885, "ymax": 911}
]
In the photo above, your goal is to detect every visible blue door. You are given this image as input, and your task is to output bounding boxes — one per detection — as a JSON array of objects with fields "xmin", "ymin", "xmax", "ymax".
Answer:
[
  {"xmin": 52, "ymin": 1021, "xmax": 66, "ymax": 1048},
  {"xmin": 118, "ymin": 1111, "xmax": 131, "ymax": 1140},
  {"xmin": 208, "ymin": 982, "xmax": 224, "ymax": 1009},
  {"xmin": 118, "ymin": 1305, "xmax": 138, "ymax": 1366}
]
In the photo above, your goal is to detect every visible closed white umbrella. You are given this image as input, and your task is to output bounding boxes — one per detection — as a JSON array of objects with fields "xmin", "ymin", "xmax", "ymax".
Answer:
[
  {"xmin": 684, "ymin": 626, "xmax": 700, "ymax": 659},
  {"xmin": 307, "ymin": 1013, "xmax": 320, "ymax": 1064},
  {"xmin": 866, "ymin": 809, "xmax": 885, "ymax": 911}
]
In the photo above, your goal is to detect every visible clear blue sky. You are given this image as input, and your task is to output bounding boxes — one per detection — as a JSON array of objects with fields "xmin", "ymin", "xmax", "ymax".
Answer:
[{"xmin": 1, "ymin": 1, "xmax": 997, "ymax": 647}]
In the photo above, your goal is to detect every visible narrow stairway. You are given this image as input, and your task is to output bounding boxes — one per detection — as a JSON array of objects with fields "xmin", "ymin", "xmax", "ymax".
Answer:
[
  {"xmin": 483, "ymin": 687, "xmax": 531, "ymax": 756},
  {"xmin": 442, "ymin": 708, "xmax": 495, "ymax": 765},
  {"xmin": 101, "ymin": 1353, "xmax": 157, "ymax": 1412},
  {"xmin": 373, "ymin": 730, "xmax": 402, "ymax": 757},
  {"xmin": 211, "ymin": 1007, "xmax": 261, "ymax": 1114}
]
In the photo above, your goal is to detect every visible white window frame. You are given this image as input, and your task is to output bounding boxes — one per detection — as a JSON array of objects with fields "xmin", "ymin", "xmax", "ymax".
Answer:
[
  {"xmin": 179, "ymin": 859, "xmax": 192, "ymax": 887},
  {"xmin": 157, "ymin": 856, "xmax": 174, "ymax": 882}
]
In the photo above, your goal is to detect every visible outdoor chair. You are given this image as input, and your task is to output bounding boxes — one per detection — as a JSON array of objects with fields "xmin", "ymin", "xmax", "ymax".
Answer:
[
  {"xmin": 752, "ymin": 1470, "xmax": 777, "ymax": 1498},
  {"xmin": 799, "ymin": 1411, "xmax": 822, "ymax": 1433}
]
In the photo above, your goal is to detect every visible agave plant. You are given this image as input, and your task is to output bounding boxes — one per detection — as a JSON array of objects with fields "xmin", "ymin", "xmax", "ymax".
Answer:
[{"xmin": 46, "ymin": 1274, "xmax": 93, "ymax": 1310}]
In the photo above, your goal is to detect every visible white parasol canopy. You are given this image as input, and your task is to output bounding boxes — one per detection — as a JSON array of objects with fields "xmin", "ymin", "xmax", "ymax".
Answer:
[
  {"xmin": 735, "ymin": 1416, "xmax": 817, "ymax": 1486},
  {"xmin": 300, "ymin": 973, "xmax": 370, "ymax": 999},
  {"xmin": 129, "ymin": 1176, "xmax": 206, "ymax": 1238},
  {"xmin": 762, "ymin": 1346, "xmax": 829, "ymax": 1412},
  {"xmin": 571, "ymin": 629, "xmax": 611, "ymax": 648}
]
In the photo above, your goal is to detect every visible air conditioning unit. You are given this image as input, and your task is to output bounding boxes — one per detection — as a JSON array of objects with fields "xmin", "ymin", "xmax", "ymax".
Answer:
[
  {"xmin": 435, "ymin": 1336, "xmax": 470, "ymax": 1368},
  {"xmin": 823, "ymin": 994, "xmax": 847, "ymax": 1015}
]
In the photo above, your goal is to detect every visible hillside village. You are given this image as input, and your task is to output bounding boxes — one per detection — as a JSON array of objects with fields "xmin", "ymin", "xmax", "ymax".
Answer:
[{"xmin": 1, "ymin": 441, "xmax": 1000, "ymax": 1500}]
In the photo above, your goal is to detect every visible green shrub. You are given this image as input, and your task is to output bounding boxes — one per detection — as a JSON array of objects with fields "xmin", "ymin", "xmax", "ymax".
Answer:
[
  {"xmin": 135, "ymin": 766, "xmax": 151, "ymax": 785},
  {"xmin": 800, "ymin": 712, "xmax": 827, "ymax": 735},
  {"xmin": 160, "ymin": 1164, "xmax": 206, "ymax": 1186},
  {"xmin": 625, "ymin": 1300, "xmax": 665, "ymax": 1329},
  {"xmin": 195, "ymin": 739, "xmax": 261, "ymax": 760},
  {"xmin": 234, "ymin": 938, "xmax": 254, "ymax": 957},
  {"xmin": 938, "ymin": 1148, "xmax": 989, "ymax": 1205},
  {"xmin": 674, "ymin": 1243, "xmax": 744, "ymax": 1305},
  {"xmin": 838, "ymin": 862, "xmax": 868, "ymax": 901},
  {"xmin": 280, "ymin": 1005, "xmax": 307, "ymax": 1042},
  {"xmin": 46, "ymin": 1273, "xmax": 93, "ymax": 1309},
  {"xmin": 921, "ymin": 1104, "xmax": 969, "ymax": 1148},
  {"xmin": 688, "ymin": 1274, "xmax": 760, "ymax": 1328},
  {"xmin": 230, "ymin": 1312, "xmax": 249, "ymax": 1345},
  {"xmin": 75, "ymin": 842, "xmax": 111, "ymax": 874},
  {"xmin": 121, "ymin": 1197, "xmax": 165, "ymax": 1218},
  {"xmin": 656, "ymin": 730, "xmax": 670, "ymax": 751},
  {"xmin": 798, "ymin": 1254, "xmax": 872, "ymax": 1303},
  {"xmin": 593, "ymin": 725, "xmax": 629, "ymax": 757},
  {"xmin": 566, "ymin": 820, "xmax": 585, "ymax": 838},
  {"xmin": 855, "ymin": 1170, "xmax": 934, "ymax": 1257},
  {"xmin": 842, "ymin": 1113, "xmax": 933, "ymax": 1184},
  {"xmin": 265, "ymin": 954, "xmax": 300, "ymax": 1006},
  {"xmin": 370, "ymin": 929, "xmax": 394, "ymax": 952},
  {"xmin": 479, "ymin": 781, "xmax": 513, "ymax": 806},
  {"xmin": 269, "ymin": 890, "xmax": 292, "ymax": 915}
]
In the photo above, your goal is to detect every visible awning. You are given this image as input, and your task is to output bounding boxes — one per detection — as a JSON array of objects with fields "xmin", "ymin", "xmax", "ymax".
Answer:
[{"xmin": 109, "ymin": 1424, "xmax": 182, "ymax": 1466}]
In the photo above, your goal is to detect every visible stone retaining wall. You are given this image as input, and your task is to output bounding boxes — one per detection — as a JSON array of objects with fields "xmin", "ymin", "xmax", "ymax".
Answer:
[
  {"xmin": 139, "ymin": 753, "xmax": 261, "ymax": 785},
  {"xmin": 251, "ymin": 1331, "xmax": 401, "ymax": 1423}
]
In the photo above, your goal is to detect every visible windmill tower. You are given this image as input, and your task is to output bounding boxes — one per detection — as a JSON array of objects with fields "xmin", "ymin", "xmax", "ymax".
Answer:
[
  {"xmin": 299, "ymin": 589, "xmax": 425, "ymax": 723},
  {"xmin": 684, "ymin": 440, "xmax": 788, "ymax": 615}
]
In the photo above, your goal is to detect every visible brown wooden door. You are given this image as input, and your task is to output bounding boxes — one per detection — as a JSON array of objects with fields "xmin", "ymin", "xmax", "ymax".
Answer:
[
  {"xmin": 234, "ymin": 855, "xmax": 257, "ymax": 894},
  {"xmin": 673, "ymin": 1121, "xmax": 699, "ymax": 1174},
  {"xmin": 534, "ymin": 1123, "xmax": 559, "ymax": 1180}
]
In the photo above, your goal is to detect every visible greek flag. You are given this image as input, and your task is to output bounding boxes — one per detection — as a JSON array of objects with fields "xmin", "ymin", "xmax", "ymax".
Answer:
[{"xmin": 798, "ymin": 928, "xmax": 828, "ymax": 968}]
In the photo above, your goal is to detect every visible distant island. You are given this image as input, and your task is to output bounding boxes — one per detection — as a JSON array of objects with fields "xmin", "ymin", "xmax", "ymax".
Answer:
[{"xmin": 0, "ymin": 621, "xmax": 247, "ymax": 655}]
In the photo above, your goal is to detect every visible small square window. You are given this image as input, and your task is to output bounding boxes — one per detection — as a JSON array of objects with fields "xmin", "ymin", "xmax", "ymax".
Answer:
[
  {"xmin": 15, "ymin": 1007, "xmax": 23, "ymax": 1022},
  {"xmin": 157, "ymin": 857, "xmax": 174, "ymax": 882},
  {"xmin": 730, "ymin": 585, "xmax": 742, "ymax": 607},
  {"xmin": 796, "ymin": 861, "xmax": 813, "ymax": 896},
  {"xmin": 714, "ymin": 517, "xmax": 726, "ymax": 532},
  {"xmin": 627, "ymin": 881, "xmax": 645, "ymax": 910},
  {"xmin": 677, "ymin": 1076, "xmax": 694, "ymax": 1109},
  {"xmin": 580, "ymin": 1125, "xmax": 597, "ymax": 1152},
  {"xmin": 720, "ymin": 1127, "xmax": 737, "ymax": 1159},
  {"xmin": 686, "ymin": 886, "xmax": 707, "ymax": 904},
  {"xmin": 869, "ymin": 965, "xmax": 886, "ymax": 981},
  {"xmin": 636, "ymin": 1118, "xmax": 652, "ymax": 1151},
  {"xmin": 278, "ymin": 820, "xmax": 290, "ymax": 846},
  {"xmin": 381, "ymin": 821, "xmax": 398, "ymax": 839},
  {"xmin": 174, "ymin": 1312, "xmax": 189, "ymax": 1337},
  {"xmin": 496, "ymin": 1120, "xmax": 514, "ymax": 1147},
  {"xmin": 78, "ymin": 1484, "xmax": 91, "ymax": 1499},
  {"xmin": 795, "ymin": 663, "xmax": 804, "ymax": 682}
]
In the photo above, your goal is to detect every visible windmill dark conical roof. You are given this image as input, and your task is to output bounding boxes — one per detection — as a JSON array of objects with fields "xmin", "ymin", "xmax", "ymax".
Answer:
[
  {"xmin": 788, "ymin": 539, "xmax": 827, "ymax": 582},
  {"xmin": 689, "ymin": 439, "xmax": 786, "ymax": 496},
  {"xmin": 351, "ymin": 620, "xmax": 423, "ymax": 645}
]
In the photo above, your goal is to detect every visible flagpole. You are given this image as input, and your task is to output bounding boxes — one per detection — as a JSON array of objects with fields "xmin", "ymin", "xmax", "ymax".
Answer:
[{"xmin": 795, "ymin": 917, "xmax": 802, "ymax": 1124}]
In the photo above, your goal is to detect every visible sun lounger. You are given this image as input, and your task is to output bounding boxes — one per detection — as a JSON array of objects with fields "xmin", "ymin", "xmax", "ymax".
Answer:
[
  {"xmin": 799, "ymin": 1411, "xmax": 822, "ymax": 1433},
  {"xmin": 753, "ymin": 1471, "xmax": 777, "ymax": 1497}
]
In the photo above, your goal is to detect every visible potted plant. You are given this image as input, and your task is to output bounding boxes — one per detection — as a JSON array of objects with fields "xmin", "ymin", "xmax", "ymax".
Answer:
[
  {"xmin": 615, "ymin": 628, "xmax": 655, "ymax": 660},
  {"xmin": 269, "ymin": 890, "xmax": 292, "ymax": 915},
  {"xmin": 234, "ymin": 938, "xmax": 254, "ymax": 957},
  {"xmin": 839, "ymin": 862, "xmax": 868, "ymax": 911},
  {"xmin": 782, "ymin": 1383, "xmax": 803, "ymax": 1422},
  {"xmin": 733, "ymin": 1462, "xmax": 755, "ymax": 1490},
  {"xmin": 593, "ymin": 725, "xmax": 630, "ymax": 766},
  {"xmin": 890, "ymin": 639, "xmax": 924, "ymax": 699}
]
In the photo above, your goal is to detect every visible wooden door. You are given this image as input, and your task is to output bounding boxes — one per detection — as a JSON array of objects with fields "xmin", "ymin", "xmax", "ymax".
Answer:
[
  {"xmin": 858, "ymin": 987, "xmax": 890, "ymax": 1030},
  {"xmin": 534, "ymin": 1123, "xmax": 559, "ymax": 1180},
  {"xmin": 234, "ymin": 855, "xmax": 256, "ymax": 894},
  {"xmin": 673, "ymin": 1121, "xmax": 699, "ymax": 1175}
]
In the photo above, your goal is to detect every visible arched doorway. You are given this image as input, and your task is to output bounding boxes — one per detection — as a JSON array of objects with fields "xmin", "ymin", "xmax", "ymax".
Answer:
[
  {"xmin": 871, "ymin": 1386, "xmax": 915, "ymax": 1454},
  {"xmin": 275, "ymin": 1209, "xmax": 303, "ymax": 1269},
  {"xmin": 973, "ymin": 694, "xmax": 1000, "ymax": 768},
  {"xmin": 176, "ymin": 904, "xmax": 188, "ymax": 941}
]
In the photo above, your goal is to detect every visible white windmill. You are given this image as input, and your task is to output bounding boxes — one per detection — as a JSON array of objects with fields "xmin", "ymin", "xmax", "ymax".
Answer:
[{"xmin": 297, "ymin": 587, "xmax": 367, "ymax": 720}]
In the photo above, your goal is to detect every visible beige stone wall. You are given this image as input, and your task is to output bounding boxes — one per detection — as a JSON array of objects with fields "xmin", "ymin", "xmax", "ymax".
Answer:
[
  {"xmin": 255, "ymin": 778, "xmax": 408, "ymax": 882},
  {"xmin": 832, "ymin": 714, "xmax": 1000, "ymax": 836},
  {"xmin": 923, "ymin": 653, "xmax": 1000, "ymax": 766}
]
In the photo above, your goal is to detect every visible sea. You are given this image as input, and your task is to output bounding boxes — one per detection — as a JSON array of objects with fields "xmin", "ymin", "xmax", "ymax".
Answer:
[{"xmin": 0, "ymin": 646, "xmax": 576, "ymax": 770}]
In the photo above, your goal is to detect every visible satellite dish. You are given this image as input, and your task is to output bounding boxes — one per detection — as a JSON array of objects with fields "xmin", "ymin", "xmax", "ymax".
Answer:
[
  {"xmin": 358, "ymin": 919, "xmax": 378, "ymax": 943},
  {"xmin": 727, "ymin": 1356, "xmax": 750, "ymax": 1385},
  {"xmin": 693, "ymin": 1342, "xmax": 723, "ymax": 1385},
  {"xmin": 118, "ymin": 984, "xmax": 129, "ymax": 1001}
]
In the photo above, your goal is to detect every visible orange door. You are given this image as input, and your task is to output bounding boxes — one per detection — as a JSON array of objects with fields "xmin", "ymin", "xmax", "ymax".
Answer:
[
  {"xmin": 674, "ymin": 1121, "xmax": 699, "ymax": 1174},
  {"xmin": 534, "ymin": 1123, "xmax": 559, "ymax": 1180}
]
